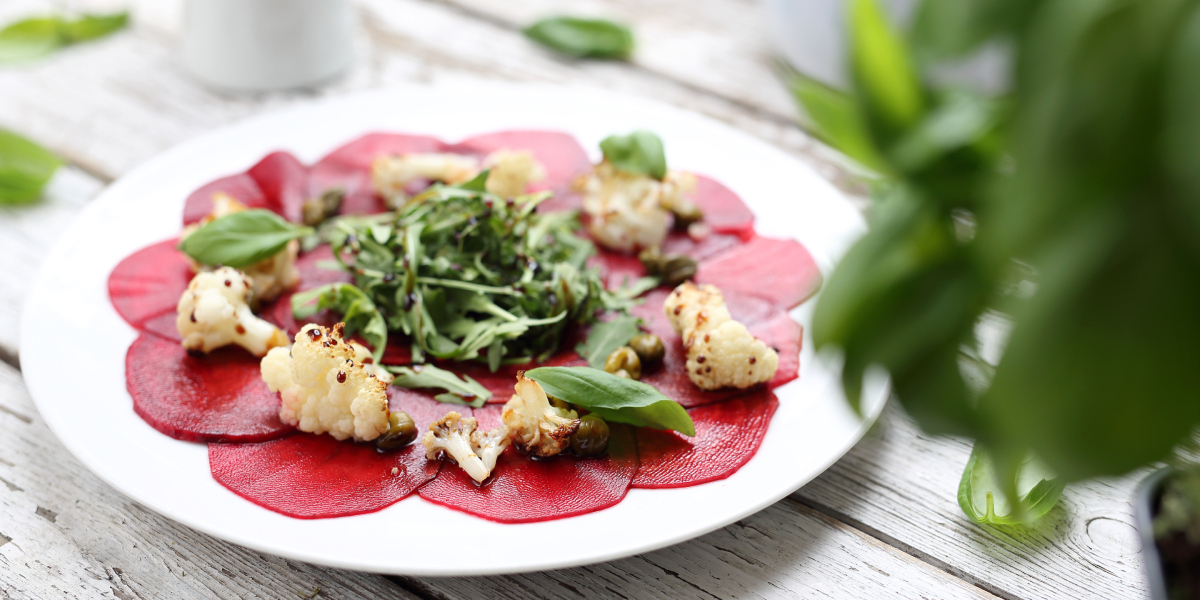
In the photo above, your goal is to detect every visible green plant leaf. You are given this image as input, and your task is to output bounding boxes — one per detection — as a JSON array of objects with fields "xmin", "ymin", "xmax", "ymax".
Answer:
[
  {"xmin": 787, "ymin": 72, "xmax": 889, "ymax": 173},
  {"xmin": 599, "ymin": 130, "xmax": 666, "ymax": 180},
  {"xmin": 525, "ymin": 366, "xmax": 694, "ymax": 435},
  {"xmin": 290, "ymin": 283, "xmax": 388, "ymax": 362},
  {"xmin": 455, "ymin": 169, "xmax": 491, "ymax": 193},
  {"xmin": 180, "ymin": 209, "xmax": 313, "ymax": 268},
  {"xmin": 0, "ymin": 12, "xmax": 128, "ymax": 64},
  {"xmin": 848, "ymin": 0, "xmax": 925, "ymax": 136},
  {"xmin": 0, "ymin": 129, "xmax": 61, "ymax": 204},
  {"xmin": 958, "ymin": 444, "xmax": 1063, "ymax": 525},
  {"xmin": 62, "ymin": 12, "xmax": 128, "ymax": 43},
  {"xmin": 576, "ymin": 315, "xmax": 642, "ymax": 369},
  {"xmin": 524, "ymin": 16, "xmax": 633, "ymax": 59},
  {"xmin": 388, "ymin": 364, "xmax": 491, "ymax": 408}
]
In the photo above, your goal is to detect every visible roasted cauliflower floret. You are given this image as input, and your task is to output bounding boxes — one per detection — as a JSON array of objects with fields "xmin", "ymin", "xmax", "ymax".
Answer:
[
  {"xmin": 348, "ymin": 341, "xmax": 394, "ymax": 384},
  {"xmin": 501, "ymin": 373, "xmax": 581, "ymax": 457},
  {"xmin": 261, "ymin": 323, "xmax": 390, "ymax": 442},
  {"xmin": 663, "ymin": 282, "xmax": 779, "ymax": 390},
  {"xmin": 576, "ymin": 161, "xmax": 696, "ymax": 252},
  {"xmin": 181, "ymin": 192, "xmax": 300, "ymax": 303},
  {"xmin": 483, "ymin": 150, "xmax": 546, "ymax": 198},
  {"xmin": 372, "ymin": 153, "xmax": 481, "ymax": 204},
  {"xmin": 176, "ymin": 267, "xmax": 289, "ymax": 357},
  {"xmin": 422, "ymin": 412, "xmax": 511, "ymax": 483}
]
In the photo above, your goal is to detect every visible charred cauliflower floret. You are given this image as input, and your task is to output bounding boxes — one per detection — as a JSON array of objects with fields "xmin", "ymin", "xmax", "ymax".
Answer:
[
  {"xmin": 181, "ymin": 192, "xmax": 300, "ymax": 303},
  {"xmin": 176, "ymin": 267, "xmax": 289, "ymax": 357},
  {"xmin": 576, "ymin": 161, "xmax": 696, "ymax": 252},
  {"xmin": 663, "ymin": 282, "xmax": 779, "ymax": 390},
  {"xmin": 501, "ymin": 373, "xmax": 581, "ymax": 457},
  {"xmin": 372, "ymin": 153, "xmax": 481, "ymax": 205},
  {"xmin": 347, "ymin": 341, "xmax": 394, "ymax": 384},
  {"xmin": 482, "ymin": 150, "xmax": 546, "ymax": 198},
  {"xmin": 422, "ymin": 412, "xmax": 511, "ymax": 483},
  {"xmin": 260, "ymin": 323, "xmax": 390, "ymax": 442}
]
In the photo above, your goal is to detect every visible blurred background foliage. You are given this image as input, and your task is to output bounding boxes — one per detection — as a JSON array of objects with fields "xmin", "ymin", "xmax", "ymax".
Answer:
[{"xmin": 800, "ymin": 0, "xmax": 1200, "ymax": 516}]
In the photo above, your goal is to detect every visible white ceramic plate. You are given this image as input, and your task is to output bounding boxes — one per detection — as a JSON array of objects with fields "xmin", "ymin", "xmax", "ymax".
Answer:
[{"xmin": 20, "ymin": 84, "xmax": 887, "ymax": 576}]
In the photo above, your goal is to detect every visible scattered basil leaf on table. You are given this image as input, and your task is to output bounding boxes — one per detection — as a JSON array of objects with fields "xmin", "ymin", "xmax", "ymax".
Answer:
[
  {"xmin": 0, "ymin": 12, "xmax": 128, "ymax": 64},
  {"xmin": 0, "ymin": 129, "xmax": 61, "ymax": 204},
  {"xmin": 600, "ymin": 131, "xmax": 667, "ymax": 180},
  {"xmin": 388, "ymin": 364, "xmax": 492, "ymax": 408},
  {"xmin": 180, "ymin": 209, "xmax": 314, "ymax": 269},
  {"xmin": 958, "ymin": 444, "xmax": 1064, "ymax": 525},
  {"xmin": 525, "ymin": 366, "xmax": 695, "ymax": 435},
  {"xmin": 576, "ymin": 316, "xmax": 642, "ymax": 369},
  {"xmin": 524, "ymin": 17, "xmax": 633, "ymax": 60},
  {"xmin": 291, "ymin": 283, "xmax": 387, "ymax": 362}
]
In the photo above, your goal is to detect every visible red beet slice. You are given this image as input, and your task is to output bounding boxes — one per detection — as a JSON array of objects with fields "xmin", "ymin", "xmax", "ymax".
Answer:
[
  {"xmin": 660, "ymin": 231, "xmax": 745, "ymax": 263},
  {"xmin": 310, "ymin": 133, "xmax": 449, "ymax": 217},
  {"xmin": 108, "ymin": 239, "xmax": 192, "ymax": 341},
  {"xmin": 632, "ymin": 389, "xmax": 778, "ymax": 488},
  {"xmin": 419, "ymin": 405, "xmax": 638, "ymax": 523},
  {"xmin": 247, "ymin": 151, "xmax": 310, "ymax": 224},
  {"xmin": 126, "ymin": 333, "xmax": 292, "ymax": 442},
  {"xmin": 688, "ymin": 175, "xmax": 755, "ymax": 239},
  {"xmin": 696, "ymin": 236, "xmax": 822, "ymax": 310},
  {"xmin": 182, "ymin": 174, "xmax": 266, "ymax": 225},
  {"xmin": 748, "ymin": 312, "xmax": 803, "ymax": 389},
  {"xmin": 454, "ymin": 130, "xmax": 592, "ymax": 212},
  {"xmin": 209, "ymin": 391, "xmax": 445, "ymax": 519}
]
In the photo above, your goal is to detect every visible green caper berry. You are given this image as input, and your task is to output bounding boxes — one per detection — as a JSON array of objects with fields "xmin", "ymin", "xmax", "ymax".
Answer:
[
  {"xmin": 376, "ymin": 411, "xmax": 418, "ymax": 452},
  {"xmin": 638, "ymin": 246, "xmax": 664, "ymax": 276},
  {"xmin": 302, "ymin": 188, "xmax": 345, "ymax": 226},
  {"xmin": 629, "ymin": 333, "xmax": 665, "ymax": 365},
  {"xmin": 661, "ymin": 254, "xmax": 698, "ymax": 287},
  {"xmin": 604, "ymin": 346, "xmax": 642, "ymax": 380},
  {"xmin": 670, "ymin": 199, "xmax": 704, "ymax": 232},
  {"xmin": 571, "ymin": 414, "xmax": 610, "ymax": 457}
]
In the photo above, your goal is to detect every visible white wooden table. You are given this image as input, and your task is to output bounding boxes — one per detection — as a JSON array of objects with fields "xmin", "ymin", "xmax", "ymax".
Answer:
[{"xmin": 0, "ymin": 1, "xmax": 1149, "ymax": 598}]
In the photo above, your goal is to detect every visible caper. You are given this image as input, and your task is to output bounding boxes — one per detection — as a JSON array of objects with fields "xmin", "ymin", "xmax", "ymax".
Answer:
[
  {"xmin": 570, "ymin": 414, "xmax": 610, "ymax": 457},
  {"xmin": 375, "ymin": 411, "xmax": 417, "ymax": 451},
  {"xmin": 604, "ymin": 346, "xmax": 642, "ymax": 380},
  {"xmin": 638, "ymin": 246, "xmax": 664, "ymax": 276},
  {"xmin": 302, "ymin": 188, "xmax": 345, "ymax": 226},
  {"xmin": 661, "ymin": 254, "xmax": 698, "ymax": 287},
  {"xmin": 669, "ymin": 199, "xmax": 704, "ymax": 232},
  {"xmin": 614, "ymin": 369, "xmax": 631, "ymax": 379},
  {"xmin": 629, "ymin": 333, "xmax": 665, "ymax": 365}
]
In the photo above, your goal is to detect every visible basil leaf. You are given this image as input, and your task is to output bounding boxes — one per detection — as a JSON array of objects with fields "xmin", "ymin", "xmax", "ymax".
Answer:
[
  {"xmin": 0, "ymin": 12, "xmax": 128, "ymax": 64},
  {"xmin": 180, "ymin": 209, "xmax": 313, "ymax": 269},
  {"xmin": 524, "ymin": 17, "xmax": 633, "ymax": 60},
  {"xmin": 388, "ymin": 364, "xmax": 492, "ymax": 407},
  {"xmin": 62, "ymin": 12, "xmax": 128, "ymax": 43},
  {"xmin": 525, "ymin": 366, "xmax": 694, "ymax": 435},
  {"xmin": 600, "ymin": 131, "xmax": 667, "ymax": 180},
  {"xmin": 576, "ymin": 316, "xmax": 642, "ymax": 369},
  {"xmin": 0, "ymin": 129, "xmax": 61, "ymax": 205},
  {"xmin": 958, "ymin": 444, "xmax": 1063, "ymax": 525},
  {"xmin": 290, "ymin": 283, "xmax": 387, "ymax": 362}
]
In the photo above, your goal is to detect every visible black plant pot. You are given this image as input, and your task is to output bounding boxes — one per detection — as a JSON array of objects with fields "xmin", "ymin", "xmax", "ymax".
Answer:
[{"xmin": 1136, "ymin": 467, "xmax": 1200, "ymax": 600}]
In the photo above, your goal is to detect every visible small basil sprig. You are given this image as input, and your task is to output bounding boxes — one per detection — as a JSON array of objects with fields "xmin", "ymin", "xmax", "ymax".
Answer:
[
  {"xmin": 0, "ymin": 12, "xmax": 128, "ymax": 64},
  {"xmin": 291, "ymin": 283, "xmax": 387, "ymax": 362},
  {"xmin": 600, "ymin": 131, "xmax": 667, "ymax": 180},
  {"xmin": 524, "ymin": 17, "xmax": 633, "ymax": 60},
  {"xmin": 180, "ymin": 209, "xmax": 313, "ymax": 269},
  {"xmin": 525, "ymin": 366, "xmax": 694, "ymax": 435},
  {"xmin": 576, "ymin": 316, "xmax": 642, "ymax": 369},
  {"xmin": 0, "ymin": 129, "xmax": 61, "ymax": 205},
  {"xmin": 958, "ymin": 444, "xmax": 1064, "ymax": 525},
  {"xmin": 387, "ymin": 364, "xmax": 492, "ymax": 408}
]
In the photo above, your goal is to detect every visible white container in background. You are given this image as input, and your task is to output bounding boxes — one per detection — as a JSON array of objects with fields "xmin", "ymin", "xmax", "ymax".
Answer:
[{"xmin": 181, "ymin": 0, "xmax": 354, "ymax": 92}]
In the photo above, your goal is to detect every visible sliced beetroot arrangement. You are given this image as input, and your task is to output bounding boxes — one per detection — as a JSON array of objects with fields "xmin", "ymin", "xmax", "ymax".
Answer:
[
  {"xmin": 310, "ymin": 133, "xmax": 448, "ymax": 217},
  {"xmin": 183, "ymin": 151, "xmax": 309, "ymax": 225},
  {"xmin": 696, "ymin": 235, "xmax": 822, "ymax": 310},
  {"xmin": 181, "ymin": 174, "xmax": 266, "ymax": 225},
  {"xmin": 632, "ymin": 389, "xmax": 778, "ymax": 488},
  {"xmin": 108, "ymin": 239, "xmax": 192, "ymax": 341},
  {"xmin": 419, "ymin": 405, "xmax": 639, "ymax": 523},
  {"xmin": 126, "ymin": 333, "xmax": 293, "ymax": 443},
  {"xmin": 454, "ymin": 130, "xmax": 592, "ymax": 212},
  {"xmin": 689, "ymin": 175, "xmax": 756, "ymax": 239},
  {"xmin": 749, "ymin": 312, "xmax": 803, "ymax": 389}
]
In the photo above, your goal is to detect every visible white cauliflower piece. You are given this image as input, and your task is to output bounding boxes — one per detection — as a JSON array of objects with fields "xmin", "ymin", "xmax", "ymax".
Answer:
[
  {"xmin": 181, "ymin": 192, "xmax": 300, "ymax": 303},
  {"xmin": 372, "ymin": 153, "xmax": 481, "ymax": 204},
  {"xmin": 576, "ymin": 161, "xmax": 697, "ymax": 252},
  {"xmin": 483, "ymin": 150, "xmax": 546, "ymax": 198},
  {"xmin": 663, "ymin": 282, "xmax": 779, "ymax": 390},
  {"xmin": 422, "ymin": 412, "xmax": 511, "ymax": 483},
  {"xmin": 261, "ymin": 323, "xmax": 390, "ymax": 442},
  {"xmin": 176, "ymin": 267, "xmax": 289, "ymax": 357},
  {"xmin": 348, "ymin": 341, "xmax": 394, "ymax": 384},
  {"xmin": 501, "ymin": 373, "xmax": 580, "ymax": 457}
]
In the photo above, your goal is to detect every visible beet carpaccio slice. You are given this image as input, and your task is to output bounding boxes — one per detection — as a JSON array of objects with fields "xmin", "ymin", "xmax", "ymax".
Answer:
[
  {"xmin": 126, "ymin": 333, "xmax": 292, "ymax": 443},
  {"xmin": 108, "ymin": 239, "xmax": 192, "ymax": 341},
  {"xmin": 310, "ymin": 133, "xmax": 448, "ymax": 217},
  {"xmin": 183, "ymin": 151, "xmax": 310, "ymax": 225},
  {"xmin": 632, "ymin": 389, "xmax": 779, "ymax": 488},
  {"xmin": 454, "ymin": 130, "xmax": 592, "ymax": 213},
  {"xmin": 689, "ymin": 175, "xmax": 756, "ymax": 239},
  {"xmin": 696, "ymin": 235, "xmax": 822, "ymax": 310},
  {"xmin": 418, "ymin": 405, "xmax": 639, "ymax": 523},
  {"xmin": 209, "ymin": 392, "xmax": 446, "ymax": 519}
]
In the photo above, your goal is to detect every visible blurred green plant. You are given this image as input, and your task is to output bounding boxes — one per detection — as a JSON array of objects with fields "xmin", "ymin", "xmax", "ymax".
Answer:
[
  {"xmin": 0, "ymin": 12, "xmax": 128, "ymax": 65},
  {"xmin": 524, "ymin": 16, "xmax": 634, "ymax": 60},
  {"xmin": 0, "ymin": 129, "xmax": 61, "ymax": 205},
  {"xmin": 797, "ymin": 0, "xmax": 1200, "ymax": 521}
]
